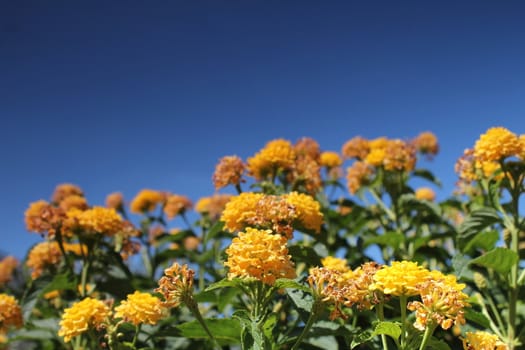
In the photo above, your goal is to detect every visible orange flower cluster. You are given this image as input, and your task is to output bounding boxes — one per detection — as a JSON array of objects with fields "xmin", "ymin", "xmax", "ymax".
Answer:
[
  {"xmin": 0, "ymin": 256, "xmax": 18, "ymax": 286},
  {"xmin": 411, "ymin": 131, "xmax": 439, "ymax": 156},
  {"xmin": 105, "ymin": 192, "xmax": 124, "ymax": 210},
  {"xmin": 0, "ymin": 294, "xmax": 23, "ymax": 335},
  {"xmin": 224, "ymin": 228, "xmax": 296, "ymax": 285},
  {"xmin": 114, "ymin": 291, "xmax": 165, "ymax": 326},
  {"xmin": 24, "ymin": 200, "xmax": 65, "ymax": 238},
  {"xmin": 195, "ymin": 193, "xmax": 233, "ymax": 220},
  {"xmin": 247, "ymin": 139, "xmax": 296, "ymax": 180},
  {"xmin": 212, "ymin": 155, "xmax": 246, "ymax": 190},
  {"xmin": 346, "ymin": 161, "xmax": 373, "ymax": 194},
  {"xmin": 66, "ymin": 206, "xmax": 124, "ymax": 236},
  {"xmin": 164, "ymin": 194, "xmax": 193, "ymax": 219},
  {"xmin": 130, "ymin": 189, "xmax": 165, "ymax": 214},
  {"xmin": 26, "ymin": 241, "xmax": 63, "ymax": 279},
  {"xmin": 415, "ymin": 187, "xmax": 436, "ymax": 201},
  {"xmin": 220, "ymin": 191, "xmax": 323, "ymax": 238},
  {"xmin": 58, "ymin": 297, "xmax": 111, "ymax": 342},
  {"xmin": 156, "ymin": 263, "xmax": 195, "ymax": 308}
]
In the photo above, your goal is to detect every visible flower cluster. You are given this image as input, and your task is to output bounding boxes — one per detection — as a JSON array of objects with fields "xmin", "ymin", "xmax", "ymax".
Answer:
[
  {"xmin": 114, "ymin": 291, "xmax": 165, "ymax": 326},
  {"xmin": 462, "ymin": 331, "xmax": 508, "ymax": 350},
  {"xmin": 212, "ymin": 155, "xmax": 246, "ymax": 190},
  {"xmin": 0, "ymin": 256, "xmax": 18, "ymax": 286},
  {"xmin": 224, "ymin": 228, "xmax": 296, "ymax": 285},
  {"xmin": 156, "ymin": 263, "xmax": 195, "ymax": 308},
  {"xmin": 164, "ymin": 194, "xmax": 193, "ymax": 219},
  {"xmin": 130, "ymin": 189, "xmax": 166, "ymax": 214},
  {"xmin": 0, "ymin": 294, "xmax": 23, "ymax": 335},
  {"xmin": 195, "ymin": 193, "xmax": 233, "ymax": 220},
  {"xmin": 247, "ymin": 139, "xmax": 296, "ymax": 180},
  {"xmin": 58, "ymin": 297, "xmax": 111, "ymax": 342}
]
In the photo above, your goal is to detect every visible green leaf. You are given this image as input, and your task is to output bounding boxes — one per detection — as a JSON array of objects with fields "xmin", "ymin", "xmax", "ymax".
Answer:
[
  {"xmin": 371, "ymin": 321, "xmax": 401, "ymax": 341},
  {"xmin": 40, "ymin": 272, "xmax": 77, "ymax": 295},
  {"xmin": 205, "ymin": 278, "xmax": 247, "ymax": 292},
  {"xmin": 350, "ymin": 330, "xmax": 372, "ymax": 349},
  {"xmin": 286, "ymin": 288, "xmax": 314, "ymax": 313},
  {"xmin": 464, "ymin": 308, "xmax": 491, "ymax": 329},
  {"xmin": 463, "ymin": 230, "xmax": 500, "ymax": 254},
  {"xmin": 470, "ymin": 247, "xmax": 519, "ymax": 275},
  {"xmin": 364, "ymin": 231, "xmax": 405, "ymax": 249},
  {"xmin": 452, "ymin": 254, "xmax": 471, "ymax": 280},
  {"xmin": 458, "ymin": 208, "xmax": 501, "ymax": 243},
  {"xmin": 412, "ymin": 168, "xmax": 442, "ymax": 187},
  {"xmin": 274, "ymin": 278, "xmax": 310, "ymax": 292},
  {"xmin": 176, "ymin": 318, "xmax": 241, "ymax": 343},
  {"xmin": 427, "ymin": 337, "xmax": 451, "ymax": 350},
  {"xmin": 288, "ymin": 244, "xmax": 322, "ymax": 266},
  {"xmin": 205, "ymin": 221, "xmax": 226, "ymax": 241}
]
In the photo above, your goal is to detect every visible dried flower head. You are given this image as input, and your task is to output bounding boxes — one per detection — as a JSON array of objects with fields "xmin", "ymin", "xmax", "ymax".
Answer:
[
  {"xmin": 212, "ymin": 155, "xmax": 246, "ymax": 190},
  {"xmin": 415, "ymin": 187, "xmax": 436, "ymax": 201},
  {"xmin": 164, "ymin": 194, "xmax": 193, "ymax": 219},
  {"xmin": 247, "ymin": 139, "xmax": 296, "ymax": 180},
  {"xmin": 307, "ymin": 267, "xmax": 346, "ymax": 319},
  {"xmin": 382, "ymin": 139, "xmax": 417, "ymax": 172},
  {"xmin": 371, "ymin": 260, "xmax": 430, "ymax": 297},
  {"xmin": 114, "ymin": 291, "xmax": 165, "ymax": 326},
  {"xmin": 0, "ymin": 294, "xmax": 23, "ymax": 333},
  {"xmin": 474, "ymin": 127, "xmax": 521, "ymax": 163},
  {"xmin": 58, "ymin": 297, "xmax": 111, "ymax": 343},
  {"xmin": 287, "ymin": 155, "xmax": 322, "ymax": 195},
  {"xmin": 156, "ymin": 263, "xmax": 195, "ymax": 308},
  {"xmin": 246, "ymin": 194, "xmax": 297, "ymax": 239},
  {"xmin": 130, "ymin": 189, "xmax": 165, "ymax": 214},
  {"xmin": 294, "ymin": 137, "xmax": 321, "ymax": 160},
  {"xmin": 341, "ymin": 136, "xmax": 370, "ymax": 160},
  {"xmin": 462, "ymin": 331, "xmax": 508, "ymax": 350},
  {"xmin": 341, "ymin": 262, "xmax": 382, "ymax": 311},
  {"xmin": 412, "ymin": 131, "xmax": 439, "ymax": 156},
  {"xmin": 0, "ymin": 256, "xmax": 18, "ymax": 286},
  {"xmin": 346, "ymin": 161, "xmax": 374, "ymax": 194},
  {"xmin": 224, "ymin": 228, "xmax": 296, "ymax": 285},
  {"xmin": 24, "ymin": 200, "xmax": 65, "ymax": 237}
]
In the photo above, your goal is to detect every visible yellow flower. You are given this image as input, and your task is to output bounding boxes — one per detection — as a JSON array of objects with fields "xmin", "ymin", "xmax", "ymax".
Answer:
[
  {"xmin": 212, "ymin": 155, "xmax": 246, "ymax": 190},
  {"xmin": 369, "ymin": 137, "xmax": 389, "ymax": 149},
  {"xmin": 365, "ymin": 148, "xmax": 386, "ymax": 167},
  {"xmin": 0, "ymin": 256, "xmax": 18, "ymax": 286},
  {"xmin": 321, "ymin": 256, "xmax": 349, "ymax": 273},
  {"xmin": 130, "ymin": 189, "xmax": 165, "ymax": 214},
  {"xmin": 341, "ymin": 136, "xmax": 370, "ymax": 160},
  {"xmin": 58, "ymin": 297, "xmax": 111, "ymax": 343},
  {"xmin": 415, "ymin": 187, "xmax": 436, "ymax": 201},
  {"xmin": 224, "ymin": 228, "xmax": 296, "ymax": 285},
  {"xmin": 74, "ymin": 206, "xmax": 124, "ymax": 235},
  {"xmin": 114, "ymin": 291, "xmax": 165, "ymax": 326},
  {"xmin": 412, "ymin": 131, "xmax": 439, "ymax": 156},
  {"xmin": 519, "ymin": 134, "xmax": 525, "ymax": 160},
  {"xmin": 284, "ymin": 192, "xmax": 323, "ymax": 234},
  {"xmin": 371, "ymin": 260, "xmax": 430, "ymax": 296},
  {"xmin": 164, "ymin": 194, "xmax": 193, "ymax": 219},
  {"xmin": 156, "ymin": 263, "xmax": 195, "ymax": 308},
  {"xmin": 462, "ymin": 331, "xmax": 508, "ymax": 350},
  {"xmin": 26, "ymin": 241, "xmax": 63, "ymax": 279},
  {"xmin": 247, "ymin": 139, "xmax": 296, "ymax": 180},
  {"xmin": 474, "ymin": 127, "xmax": 521, "ymax": 162},
  {"xmin": 0, "ymin": 294, "xmax": 23, "ymax": 333},
  {"xmin": 195, "ymin": 194, "xmax": 233, "ymax": 220},
  {"xmin": 105, "ymin": 192, "xmax": 124, "ymax": 210},
  {"xmin": 346, "ymin": 161, "xmax": 374, "ymax": 194},
  {"xmin": 476, "ymin": 160, "xmax": 504, "ymax": 181},
  {"xmin": 320, "ymin": 151, "xmax": 343, "ymax": 168},
  {"xmin": 52, "ymin": 183, "xmax": 84, "ymax": 204},
  {"xmin": 220, "ymin": 192, "xmax": 264, "ymax": 232}
]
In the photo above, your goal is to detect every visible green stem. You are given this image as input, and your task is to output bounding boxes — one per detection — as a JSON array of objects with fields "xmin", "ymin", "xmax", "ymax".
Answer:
[
  {"xmin": 485, "ymin": 292, "xmax": 507, "ymax": 337},
  {"xmin": 80, "ymin": 259, "xmax": 91, "ymax": 297},
  {"xmin": 290, "ymin": 299, "xmax": 323, "ymax": 350},
  {"xmin": 186, "ymin": 297, "xmax": 222, "ymax": 350},
  {"xmin": 369, "ymin": 189, "xmax": 396, "ymax": 222},
  {"xmin": 376, "ymin": 303, "xmax": 389, "ymax": 350},
  {"xmin": 131, "ymin": 324, "xmax": 141, "ymax": 348},
  {"xmin": 418, "ymin": 323, "xmax": 436, "ymax": 350},
  {"xmin": 399, "ymin": 295, "xmax": 408, "ymax": 349}
]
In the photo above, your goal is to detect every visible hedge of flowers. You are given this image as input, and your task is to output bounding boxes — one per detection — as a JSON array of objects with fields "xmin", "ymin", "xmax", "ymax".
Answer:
[{"xmin": 1, "ymin": 127, "xmax": 524, "ymax": 350}]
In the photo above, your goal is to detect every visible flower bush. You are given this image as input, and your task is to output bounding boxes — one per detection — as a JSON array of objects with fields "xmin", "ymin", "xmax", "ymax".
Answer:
[{"xmin": 2, "ymin": 127, "xmax": 525, "ymax": 349}]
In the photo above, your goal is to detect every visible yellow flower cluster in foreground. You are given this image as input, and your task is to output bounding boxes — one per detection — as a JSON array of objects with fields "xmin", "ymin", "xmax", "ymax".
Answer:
[
  {"xmin": 114, "ymin": 291, "xmax": 165, "ymax": 326},
  {"xmin": 58, "ymin": 297, "xmax": 111, "ymax": 342}
]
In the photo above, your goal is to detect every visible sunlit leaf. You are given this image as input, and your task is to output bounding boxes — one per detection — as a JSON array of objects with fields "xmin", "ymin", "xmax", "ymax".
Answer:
[{"xmin": 470, "ymin": 247, "xmax": 518, "ymax": 275}]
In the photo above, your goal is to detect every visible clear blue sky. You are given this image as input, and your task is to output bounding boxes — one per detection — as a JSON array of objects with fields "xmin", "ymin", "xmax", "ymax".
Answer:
[{"xmin": 2, "ymin": 0, "xmax": 524, "ymax": 259}]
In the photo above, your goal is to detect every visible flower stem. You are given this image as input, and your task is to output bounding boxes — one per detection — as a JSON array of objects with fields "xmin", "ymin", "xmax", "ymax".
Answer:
[
  {"xmin": 399, "ymin": 295, "xmax": 408, "ymax": 349},
  {"xmin": 418, "ymin": 323, "xmax": 436, "ymax": 350},
  {"xmin": 290, "ymin": 299, "xmax": 323, "ymax": 350},
  {"xmin": 186, "ymin": 297, "xmax": 221, "ymax": 350},
  {"xmin": 376, "ymin": 303, "xmax": 389, "ymax": 350}
]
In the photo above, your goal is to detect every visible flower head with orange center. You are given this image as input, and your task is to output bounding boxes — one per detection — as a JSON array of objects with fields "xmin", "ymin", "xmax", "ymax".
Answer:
[
  {"xmin": 114, "ymin": 291, "xmax": 165, "ymax": 326},
  {"xmin": 0, "ymin": 294, "xmax": 23, "ymax": 334},
  {"xmin": 287, "ymin": 155, "xmax": 322, "ymax": 195},
  {"xmin": 320, "ymin": 151, "xmax": 343, "ymax": 168},
  {"xmin": 220, "ymin": 192, "xmax": 264, "ymax": 232},
  {"xmin": 0, "ymin": 256, "xmax": 18, "ymax": 286},
  {"xmin": 72, "ymin": 206, "xmax": 124, "ymax": 236},
  {"xmin": 412, "ymin": 131, "xmax": 439, "ymax": 156},
  {"xmin": 224, "ymin": 228, "xmax": 296, "ymax": 285},
  {"xmin": 58, "ymin": 195, "xmax": 89, "ymax": 212},
  {"xmin": 195, "ymin": 193, "xmax": 233, "ymax": 220},
  {"xmin": 294, "ymin": 137, "xmax": 321, "ymax": 160},
  {"xmin": 346, "ymin": 161, "xmax": 374, "ymax": 194},
  {"xmin": 156, "ymin": 263, "xmax": 195, "ymax": 308},
  {"xmin": 130, "ymin": 189, "xmax": 165, "ymax": 214},
  {"xmin": 247, "ymin": 139, "xmax": 296, "ymax": 180},
  {"xmin": 407, "ymin": 271, "xmax": 469, "ymax": 331},
  {"xmin": 51, "ymin": 183, "xmax": 84, "ymax": 204},
  {"xmin": 415, "ymin": 187, "xmax": 436, "ymax": 201},
  {"xmin": 371, "ymin": 260, "xmax": 430, "ymax": 297},
  {"xmin": 105, "ymin": 192, "xmax": 124, "ymax": 210},
  {"xmin": 26, "ymin": 241, "xmax": 63, "ymax": 279},
  {"xmin": 164, "ymin": 194, "xmax": 193, "ymax": 219},
  {"xmin": 58, "ymin": 297, "xmax": 111, "ymax": 343},
  {"xmin": 283, "ymin": 192, "xmax": 323, "ymax": 234},
  {"xmin": 462, "ymin": 331, "xmax": 508, "ymax": 350},
  {"xmin": 212, "ymin": 155, "xmax": 246, "ymax": 190},
  {"xmin": 382, "ymin": 139, "xmax": 417, "ymax": 172},
  {"xmin": 24, "ymin": 200, "xmax": 65, "ymax": 237},
  {"xmin": 245, "ymin": 194, "xmax": 297, "ymax": 239},
  {"xmin": 341, "ymin": 136, "xmax": 370, "ymax": 160},
  {"xmin": 474, "ymin": 127, "xmax": 521, "ymax": 163}
]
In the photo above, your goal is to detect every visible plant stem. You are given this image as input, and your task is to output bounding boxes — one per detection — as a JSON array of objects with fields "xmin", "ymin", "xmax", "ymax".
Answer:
[
  {"xmin": 418, "ymin": 324, "xmax": 436, "ymax": 350},
  {"xmin": 376, "ymin": 303, "xmax": 389, "ymax": 350},
  {"xmin": 399, "ymin": 295, "xmax": 408, "ymax": 349},
  {"xmin": 186, "ymin": 297, "xmax": 222, "ymax": 350},
  {"xmin": 290, "ymin": 299, "xmax": 323, "ymax": 350}
]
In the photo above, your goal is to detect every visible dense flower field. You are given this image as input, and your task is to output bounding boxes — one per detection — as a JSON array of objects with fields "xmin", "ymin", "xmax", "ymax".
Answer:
[{"xmin": 1, "ymin": 127, "xmax": 523, "ymax": 350}]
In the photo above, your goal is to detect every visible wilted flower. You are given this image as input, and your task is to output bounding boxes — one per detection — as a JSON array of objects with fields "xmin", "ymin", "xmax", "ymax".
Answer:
[
  {"xmin": 0, "ymin": 294, "xmax": 23, "ymax": 333},
  {"xmin": 474, "ymin": 127, "xmax": 521, "ymax": 163},
  {"xmin": 0, "ymin": 256, "xmax": 18, "ymax": 286},
  {"xmin": 24, "ymin": 200, "xmax": 65, "ymax": 237},
  {"xmin": 212, "ymin": 155, "xmax": 246, "ymax": 190},
  {"xmin": 371, "ymin": 260, "xmax": 430, "ymax": 297},
  {"xmin": 341, "ymin": 262, "xmax": 382, "ymax": 311},
  {"xmin": 462, "ymin": 331, "xmax": 508, "ymax": 350},
  {"xmin": 163, "ymin": 194, "xmax": 193, "ymax": 219},
  {"xmin": 382, "ymin": 139, "xmax": 417, "ymax": 172},
  {"xmin": 307, "ymin": 267, "xmax": 346, "ymax": 319},
  {"xmin": 156, "ymin": 263, "xmax": 195, "ymax": 308},
  {"xmin": 114, "ymin": 291, "xmax": 165, "ymax": 326},
  {"xmin": 224, "ymin": 228, "xmax": 296, "ymax": 285},
  {"xmin": 58, "ymin": 297, "xmax": 111, "ymax": 342},
  {"xmin": 341, "ymin": 136, "xmax": 370, "ymax": 160},
  {"xmin": 415, "ymin": 187, "xmax": 436, "ymax": 201},
  {"xmin": 287, "ymin": 155, "xmax": 322, "ymax": 195},
  {"xmin": 346, "ymin": 161, "xmax": 374, "ymax": 194},
  {"xmin": 247, "ymin": 139, "xmax": 296, "ymax": 180},
  {"xmin": 130, "ymin": 189, "xmax": 165, "ymax": 214}
]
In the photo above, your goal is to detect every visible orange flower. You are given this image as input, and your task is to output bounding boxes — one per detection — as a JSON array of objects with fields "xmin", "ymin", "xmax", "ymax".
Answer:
[
  {"xmin": 415, "ymin": 187, "xmax": 436, "ymax": 201},
  {"xmin": 0, "ymin": 294, "xmax": 23, "ymax": 333},
  {"xmin": 26, "ymin": 241, "xmax": 63, "ymax": 279},
  {"xmin": 412, "ymin": 131, "xmax": 439, "ymax": 156},
  {"xmin": 382, "ymin": 139, "xmax": 417, "ymax": 172},
  {"xmin": 71, "ymin": 206, "xmax": 124, "ymax": 236},
  {"xmin": 346, "ymin": 161, "xmax": 374, "ymax": 194},
  {"xmin": 220, "ymin": 192, "xmax": 264, "ymax": 232},
  {"xmin": 58, "ymin": 297, "xmax": 111, "ymax": 342},
  {"xmin": 114, "ymin": 291, "xmax": 165, "ymax": 326},
  {"xmin": 285, "ymin": 192, "xmax": 323, "ymax": 234},
  {"xmin": 224, "ymin": 228, "xmax": 296, "ymax": 285},
  {"xmin": 462, "ymin": 331, "xmax": 508, "ymax": 350},
  {"xmin": 52, "ymin": 183, "xmax": 84, "ymax": 204},
  {"xmin": 59, "ymin": 195, "xmax": 89, "ymax": 211},
  {"xmin": 0, "ymin": 256, "xmax": 18, "ymax": 286},
  {"xmin": 212, "ymin": 155, "xmax": 246, "ymax": 190},
  {"xmin": 320, "ymin": 151, "xmax": 343, "ymax": 168},
  {"xmin": 105, "ymin": 192, "xmax": 124, "ymax": 210},
  {"xmin": 164, "ymin": 194, "xmax": 193, "ymax": 219},
  {"xmin": 341, "ymin": 136, "xmax": 370, "ymax": 160},
  {"xmin": 156, "ymin": 263, "xmax": 195, "ymax": 308},
  {"xmin": 195, "ymin": 193, "xmax": 233, "ymax": 220},
  {"xmin": 130, "ymin": 189, "xmax": 165, "ymax": 214},
  {"xmin": 24, "ymin": 200, "xmax": 65, "ymax": 237},
  {"xmin": 294, "ymin": 137, "xmax": 321, "ymax": 160},
  {"xmin": 287, "ymin": 155, "xmax": 322, "ymax": 195},
  {"xmin": 474, "ymin": 127, "xmax": 521, "ymax": 162},
  {"xmin": 371, "ymin": 261, "xmax": 430, "ymax": 297},
  {"xmin": 247, "ymin": 139, "xmax": 296, "ymax": 180}
]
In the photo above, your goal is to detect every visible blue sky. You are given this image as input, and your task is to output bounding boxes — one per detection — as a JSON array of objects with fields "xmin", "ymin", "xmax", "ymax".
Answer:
[{"xmin": 2, "ymin": 0, "xmax": 524, "ymax": 259}]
